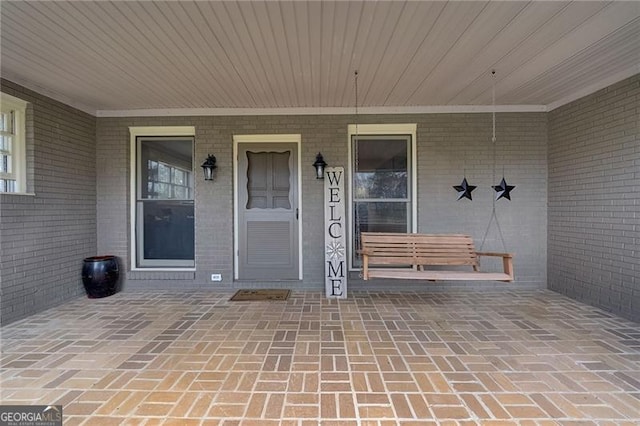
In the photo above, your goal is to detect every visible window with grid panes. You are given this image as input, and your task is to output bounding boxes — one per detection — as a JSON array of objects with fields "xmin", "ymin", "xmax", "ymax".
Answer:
[
  {"xmin": 135, "ymin": 136, "xmax": 195, "ymax": 268},
  {"xmin": 351, "ymin": 134, "xmax": 413, "ymax": 268}
]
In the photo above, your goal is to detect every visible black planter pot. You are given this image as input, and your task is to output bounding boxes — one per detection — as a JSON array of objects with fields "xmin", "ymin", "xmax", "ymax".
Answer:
[{"xmin": 81, "ymin": 255, "xmax": 120, "ymax": 298}]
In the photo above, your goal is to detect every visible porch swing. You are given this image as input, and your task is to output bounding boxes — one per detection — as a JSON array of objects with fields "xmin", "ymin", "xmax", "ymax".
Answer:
[{"xmin": 360, "ymin": 71, "xmax": 514, "ymax": 283}]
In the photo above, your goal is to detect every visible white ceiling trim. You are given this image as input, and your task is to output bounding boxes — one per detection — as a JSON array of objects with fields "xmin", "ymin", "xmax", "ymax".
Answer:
[
  {"xmin": 3, "ymin": 69, "xmax": 549, "ymax": 117},
  {"xmin": 97, "ymin": 105, "xmax": 546, "ymax": 118},
  {"xmin": 4, "ymin": 67, "xmax": 636, "ymax": 118}
]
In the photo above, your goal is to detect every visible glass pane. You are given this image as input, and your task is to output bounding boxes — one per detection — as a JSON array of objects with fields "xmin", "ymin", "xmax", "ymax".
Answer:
[
  {"xmin": 246, "ymin": 151, "xmax": 268, "ymax": 209},
  {"xmin": 174, "ymin": 186, "xmax": 188, "ymax": 199},
  {"xmin": 1, "ymin": 178, "xmax": 16, "ymax": 192},
  {"xmin": 173, "ymin": 169, "xmax": 186, "ymax": 185},
  {"xmin": 156, "ymin": 183, "xmax": 168, "ymax": 198},
  {"xmin": 352, "ymin": 201, "xmax": 410, "ymax": 267},
  {"xmin": 139, "ymin": 200, "xmax": 195, "ymax": 262},
  {"xmin": 1, "ymin": 154, "xmax": 11, "ymax": 173},
  {"xmin": 139, "ymin": 138, "xmax": 193, "ymax": 200},
  {"xmin": 271, "ymin": 152, "xmax": 291, "ymax": 209},
  {"xmin": 246, "ymin": 151, "xmax": 291, "ymax": 209},
  {"xmin": 0, "ymin": 112, "xmax": 13, "ymax": 133},
  {"xmin": 158, "ymin": 163, "xmax": 170, "ymax": 183},
  {"xmin": 0, "ymin": 135, "xmax": 11, "ymax": 152},
  {"xmin": 353, "ymin": 137, "xmax": 408, "ymax": 199}
]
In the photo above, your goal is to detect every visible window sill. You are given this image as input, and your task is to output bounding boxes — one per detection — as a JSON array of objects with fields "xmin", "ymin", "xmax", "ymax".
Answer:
[
  {"xmin": 128, "ymin": 269, "xmax": 197, "ymax": 281},
  {"xmin": 0, "ymin": 192, "xmax": 35, "ymax": 197},
  {"xmin": 130, "ymin": 268, "xmax": 196, "ymax": 272}
]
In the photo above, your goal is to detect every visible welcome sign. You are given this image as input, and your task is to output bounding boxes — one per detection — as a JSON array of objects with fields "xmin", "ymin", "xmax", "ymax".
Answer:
[{"xmin": 324, "ymin": 167, "xmax": 347, "ymax": 298}]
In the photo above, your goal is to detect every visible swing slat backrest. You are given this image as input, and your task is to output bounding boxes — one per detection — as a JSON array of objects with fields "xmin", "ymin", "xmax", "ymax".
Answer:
[{"xmin": 360, "ymin": 233, "xmax": 479, "ymax": 268}]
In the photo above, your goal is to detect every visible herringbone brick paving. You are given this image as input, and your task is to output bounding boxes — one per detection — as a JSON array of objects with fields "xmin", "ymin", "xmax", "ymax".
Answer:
[{"xmin": 1, "ymin": 290, "xmax": 638, "ymax": 425}]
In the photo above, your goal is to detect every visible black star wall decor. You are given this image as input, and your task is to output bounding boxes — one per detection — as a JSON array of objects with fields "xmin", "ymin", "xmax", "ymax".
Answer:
[
  {"xmin": 492, "ymin": 177, "xmax": 515, "ymax": 201},
  {"xmin": 453, "ymin": 177, "xmax": 477, "ymax": 200}
]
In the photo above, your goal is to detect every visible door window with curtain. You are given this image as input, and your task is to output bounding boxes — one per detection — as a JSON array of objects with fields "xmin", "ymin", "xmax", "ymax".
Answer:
[
  {"xmin": 352, "ymin": 134, "xmax": 413, "ymax": 268},
  {"xmin": 135, "ymin": 136, "xmax": 195, "ymax": 268}
]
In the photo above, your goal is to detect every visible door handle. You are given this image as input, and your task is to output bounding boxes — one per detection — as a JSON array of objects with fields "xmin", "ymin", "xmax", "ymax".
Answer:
[{"xmin": 296, "ymin": 208, "xmax": 299, "ymax": 220}]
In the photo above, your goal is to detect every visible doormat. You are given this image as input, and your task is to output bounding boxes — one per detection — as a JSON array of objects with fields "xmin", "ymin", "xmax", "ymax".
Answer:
[{"xmin": 230, "ymin": 289, "xmax": 291, "ymax": 301}]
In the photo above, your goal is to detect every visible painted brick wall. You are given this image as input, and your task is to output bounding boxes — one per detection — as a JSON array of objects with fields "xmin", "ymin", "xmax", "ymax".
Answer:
[
  {"xmin": 548, "ymin": 74, "xmax": 639, "ymax": 322},
  {"xmin": 96, "ymin": 112, "xmax": 547, "ymax": 291},
  {"xmin": 0, "ymin": 80, "xmax": 97, "ymax": 325},
  {"xmin": 417, "ymin": 113, "xmax": 548, "ymax": 287},
  {"xmin": 4, "ymin": 74, "xmax": 636, "ymax": 322}
]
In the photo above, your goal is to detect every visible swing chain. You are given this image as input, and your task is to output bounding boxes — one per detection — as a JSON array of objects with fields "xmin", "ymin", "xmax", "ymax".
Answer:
[
  {"xmin": 353, "ymin": 71, "xmax": 363, "ymax": 277},
  {"xmin": 480, "ymin": 70, "xmax": 508, "ymax": 254}
]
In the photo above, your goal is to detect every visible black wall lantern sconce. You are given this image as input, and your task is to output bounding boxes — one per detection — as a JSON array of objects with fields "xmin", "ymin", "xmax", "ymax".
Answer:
[
  {"xmin": 313, "ymin": 152, "xmax": 327, "ymax": 179},
  {"xmin": 201, "ymin": 154, "xmax": 217, "ymax": 181}
]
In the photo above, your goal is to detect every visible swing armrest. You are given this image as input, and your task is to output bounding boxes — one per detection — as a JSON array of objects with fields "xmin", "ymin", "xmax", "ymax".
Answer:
[
  {"xmin": 476, "ymin": 252, "xmax": 512, "ymax": 258},
  {"xmin": 476, "ymin": 252, "xmax": 514, "ymax": 280}
]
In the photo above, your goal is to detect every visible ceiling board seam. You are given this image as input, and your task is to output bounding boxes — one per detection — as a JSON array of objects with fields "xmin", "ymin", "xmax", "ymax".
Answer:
[
  {"xmin": 547, "ymin": 65, "xmax": 639, "ymax": 111},
  {"xmin": 140, "ymin": 1, "xmax": 212, "ymax": 107},
  {"xmin": 272, "ymin": 1, "xmax": 298, "ymax": 107},
  {"xmin": 0, "ymin": 33, "xmax": 119, "ymax": 108},
  {"xmin": 292, "ymin": 2, "xmax": 311, "ymax": 107},
  {"xmin": 338, "ymin": 1, "xmax": 365, "ymax": 108},
  {"xmin": 90, "ymin": 1, "xmax": 189, "ymax": 105},
  {"xmin": 160, "ymin": 2, "xmax": 232, "ymax": 108},
  {"xmin": 305, "ymin": 2, "xmax": 317, "ymax": 106},
  {"xmin": 278, "ymin": 1, "xmax": 301, "ymax": 107},
  {"xmin": 203, "ymin": 1, "xmax": 258, "ymax": 107},
  {"xmin": 441, "ymin": 0, "xmax": 548, "ymax": 105},
  {"xmin": 2, "ymin": 2, "xmax": 129, "ymax": 104},
  {"xmin": 319, "ymin": 0, "xmax": 327, "ymax": 106},
  {"xmin": 66, "ymin": 1, "xmax": 175, "ymax": 106},
  {"xmin": 217, "ymin": 1, "xmax": 269, "ymax": 107},
  {"xmin": 381, "ymin": 2, "xmax": 447, "ymax": 106},
  {"xmin": 406, "ymin": 1, "xmax": 491, "ymax": 105},
  {"xmin": 114, "ymin": 1, "xmax": 207, "ymax": 105},
  {"xmin": 1, "ymin": 72, "xmax": 96, "ymax": 115},
  {"xmin": 327, "ymin": 1, "xmax": 340, "ymax": 108},
  {"xmin": 455, "ymin": 5, "xmax": 590, "ymax": 105},
  {"xmin": 250, "ymin": 1, "xmax": 287, "ymax": 107},
  {"xmin": 513, "ymin": 24, "xmax": 640, "ymax": 104},
  {"xmin": 117, "ymin": 3, "xmax": 197, "ymax": 105},
  {"xmin": 471, "ymin": 1, "xmax": 615, "ymax": 104},
  {"xmin": 192, "ymin": 1, "xmax": 251, "ymax": 107},
  {"xmin": 176, "ymin": 2, "xmax": 236, "ymax": 107},
  {"xmin": 361, "ymin": 1, "xmax": 407, "ymax": 106},
  {"xmin": 349, "ymin": 1, "xmax": 379, "ymax": 106}
]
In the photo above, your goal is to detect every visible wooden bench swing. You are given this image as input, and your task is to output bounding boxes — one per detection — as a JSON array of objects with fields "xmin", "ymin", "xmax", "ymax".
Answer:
[
  {"xmin": 351, "ymin": 71, "xmax": 514, "ymax": 284},
  {"xmin": 359, "ymin": 232, "xmax": 514, "ymax": 282}
]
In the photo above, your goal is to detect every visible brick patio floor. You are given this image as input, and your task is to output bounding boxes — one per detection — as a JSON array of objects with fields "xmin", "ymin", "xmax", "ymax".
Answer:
[{"xmin": 1, "ymin": 289, "xmax": 639, "ymax": 425}]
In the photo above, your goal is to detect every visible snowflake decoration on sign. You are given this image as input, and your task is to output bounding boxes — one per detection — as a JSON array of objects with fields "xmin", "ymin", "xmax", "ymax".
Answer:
[{"xmin": 326, "ymin": 240, "xmax": 345, "ymax": 260}]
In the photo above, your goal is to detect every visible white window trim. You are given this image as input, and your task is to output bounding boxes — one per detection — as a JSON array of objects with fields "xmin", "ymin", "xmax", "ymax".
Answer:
[
  {"xmin": 129, "ymin": 126, "xmax": 196, "ymax": 271},
  {"xmin": 232, "ymin": 134, "xmax": 303, "ymax": 280},
  {"xmin": 0, "ymin": 93, "xmax": 28, "ymax": 194},
  {"xmin": 347, "ymin": 123, "xmax": 418, "ymax": 271}
]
